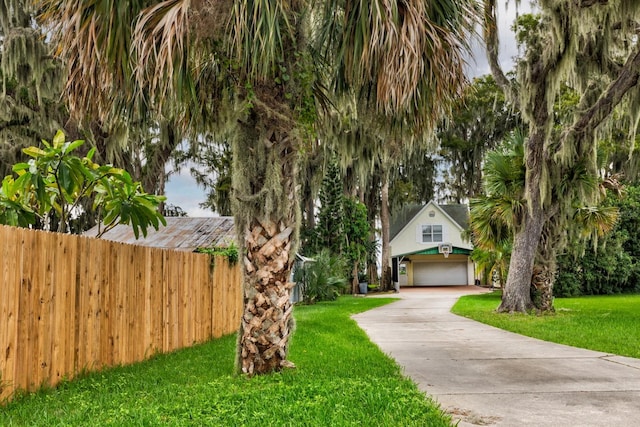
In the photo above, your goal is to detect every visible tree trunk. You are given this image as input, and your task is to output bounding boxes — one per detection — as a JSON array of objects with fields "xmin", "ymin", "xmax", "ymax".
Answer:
[
  {"xmin": 305, "ymin": 194, "xmax": 315, "ymax": 230},
  {"xmin": 239, "ymin": 217, "xmax": 296, "ymax": 374},
  {"xmin": 234, "ymin": 111, "xmax": 299, "ymax": 375},
  {"xmin": 498, "ymin": 127, "xmax": 547, "ymax": 312},
  {"xmin": 364, "ymin": 173, "xmax": 379, "ymax": 287},
  {"xmin": 497, "ymin": 209, "xmax": 545, "ymax": 312},
  {"xmin": 380, "ymin": 169, "xmax": 392, "ymax": 291},
  {"xmin": 351, "ymin": 263, "xmax": 359, "ymax": 294},
  {"xmin": 141, "ymin": 121, "xmax": 179, "ymax": 195},
  {"xmin": 531, "ymin": 265, "xmax": 555, "ymax": 312}
]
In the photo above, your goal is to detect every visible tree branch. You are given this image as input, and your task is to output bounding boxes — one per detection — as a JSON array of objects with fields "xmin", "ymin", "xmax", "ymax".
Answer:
[
  {"xmin": 577, "ymin": 0, "xmax": 609, "ymax": 7},
  {"xmin": 568, "ymin": 45, "xmax": 640, "ymax": 141},
  {"xmin": 483, "ymin": 0, "xmax": 518, "ymax": 108}
]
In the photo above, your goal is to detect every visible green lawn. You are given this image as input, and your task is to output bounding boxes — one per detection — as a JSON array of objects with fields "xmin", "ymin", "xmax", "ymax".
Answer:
[
  {"xmin": 1, "ymin": 297, "xmax": 451, "ymax": 426},
  {"xmin": 452, "ymin": 291, "xmax": 640, "ymax": 359}
]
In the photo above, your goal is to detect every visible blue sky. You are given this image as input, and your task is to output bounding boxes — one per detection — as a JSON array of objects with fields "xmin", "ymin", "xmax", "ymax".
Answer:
[
  {"xmin": 164, "ymin": 169, "xmax": 215, "ymax": 217},
  {"xmin": 164, "ymin": 1, "xmax": 533, "ymax": 217}
]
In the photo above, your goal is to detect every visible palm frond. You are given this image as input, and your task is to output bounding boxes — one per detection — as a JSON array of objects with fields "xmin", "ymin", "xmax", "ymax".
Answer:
[
  {"xmin": 317, "ymin": 0, "xmax": 479, "ymax": 130},
  {"xmin": 469, "ymin": 196, "xmax": 513, "ymax": 251},
  {"xmin": 599, "ymin": 172, "xmax": 624, "ymax": 198},
  {"xmin": 574, "ymin": 206, "xmax": 619, "ymax": 238},
  {"xmin": 37, "ymin": 0, "xmax": 148, "ymax": 120},
  {"xmin": 229, "ymin": 0, "xmax": 294, "ymax": 81},
  {"xmin": 132, "ymin": 0, "xmax": 193, "ymax": 114}
]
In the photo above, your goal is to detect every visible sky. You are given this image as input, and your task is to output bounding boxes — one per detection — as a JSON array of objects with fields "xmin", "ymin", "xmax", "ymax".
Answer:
[{"xmin": 164, "ymin": 1, "xmax": 534, "ymax": 217}]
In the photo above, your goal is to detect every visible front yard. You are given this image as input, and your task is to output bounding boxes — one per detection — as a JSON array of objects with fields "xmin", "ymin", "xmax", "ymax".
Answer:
[
  {"xmin": 1, "ymin": 297, "xmax": 451, "ymax": 426},
  {"xmin": 452, "ymin": 291, "xmax": 640, "ymax": 359}
]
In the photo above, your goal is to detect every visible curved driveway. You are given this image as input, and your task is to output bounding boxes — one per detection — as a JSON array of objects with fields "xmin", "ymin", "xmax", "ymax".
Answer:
[{"xmin": 353, "ymin": 286, "xmax": 640, "ymax": 426}]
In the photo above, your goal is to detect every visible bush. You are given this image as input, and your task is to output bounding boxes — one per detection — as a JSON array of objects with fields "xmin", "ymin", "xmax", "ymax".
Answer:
[
  {"xmin": 555, "ymin": 185, "xmax": 640, "ymax": 296},
  {"xmin": 294, "ymin": 249, "xmax": 347, "ymax": 304}
]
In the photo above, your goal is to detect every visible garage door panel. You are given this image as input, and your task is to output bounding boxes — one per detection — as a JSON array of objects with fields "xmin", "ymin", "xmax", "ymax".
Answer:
[{"xmin": 413, "ymin": 261, "xmax": 467, "ymax": 286}]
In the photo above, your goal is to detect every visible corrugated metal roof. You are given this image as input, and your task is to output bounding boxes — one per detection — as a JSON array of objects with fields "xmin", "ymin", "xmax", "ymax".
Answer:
[{"xmin": 84, "ymin": 217, "xmax": 236, "ymax": 251}]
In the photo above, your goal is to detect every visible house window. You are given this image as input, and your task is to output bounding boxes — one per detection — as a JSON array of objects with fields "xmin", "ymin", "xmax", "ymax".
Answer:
[{"xmin": 422, "ymin": 225, "xmax": 443, "ymax": 243}]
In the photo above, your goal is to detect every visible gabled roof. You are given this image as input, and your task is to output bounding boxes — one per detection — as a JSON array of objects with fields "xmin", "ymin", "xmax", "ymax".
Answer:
[
  {"xmin": 390, "ymin": 204, "xmax": 424, "ymax": 241},
  {"xmin": 84, "ymin": 217, "xmax": 235, "ymax": 251},
  {"xmin": 390, "ymin": 201, "xmax": 469, "ymax": 241},
  {"xmin": 440, "ymin": 204, "xmax": 469, "ymax": 231}
]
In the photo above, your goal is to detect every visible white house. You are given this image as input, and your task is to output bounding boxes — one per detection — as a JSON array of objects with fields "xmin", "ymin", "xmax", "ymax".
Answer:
[{"xmin": 390, "ymin": 201, "xmax": 474, "ymax": 287}]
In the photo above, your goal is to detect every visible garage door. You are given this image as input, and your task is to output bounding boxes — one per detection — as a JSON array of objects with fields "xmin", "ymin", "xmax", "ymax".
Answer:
[{"xmin": 413, "ymin": 261, "xmax": 468, "ymax": 286}]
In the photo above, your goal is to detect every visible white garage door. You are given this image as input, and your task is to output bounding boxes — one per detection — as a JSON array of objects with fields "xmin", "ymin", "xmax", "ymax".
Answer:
[{"xmin": 413, "ymin": 261, "xmax": 468, "ymax": 286}]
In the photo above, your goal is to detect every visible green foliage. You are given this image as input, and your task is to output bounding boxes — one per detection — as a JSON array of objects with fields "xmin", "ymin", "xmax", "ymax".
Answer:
[
  {"xmin": 342, "ymin": 196, "xmax": 371, "ymax": 275},
  {"xmin": 0, "ymin": 175, "xmax": 36, "ymax": 226},
  {"xmin": 388, "ymin": 148, "xmax": 438, "ymax": 212},
  {"xmin": 0, "ymin": 297, "xmax": 451, "ymax": 426},
  {"xmin": 293, "ymin": 249, "xmax": 347, "ymax": 304},
  {"xmin": 0, "ymin": 130, "xmax": 166, "ymax": 237},
  {"xmin": 452, "ymin": 292, "xmax": 640, "ymax": 359},
  {"xmin": 93, "ymin": 171, "xmax": 167, "ymax": 239},
  {"xmin": 311, "ymin": 160, "xmax": 345, "ymax": 255},
  {"xmin": 555, "ymin": 185, "xmax": 640, "ymax": 296},
  {"xmin": 303, "ymin": 161, "xmax": 372, "ymax": 283},
  {"xmin": 0, "ymin": 2, "xmax": 67, "ymax": 178},
  {"xmin": 438, "ymin": 75, "xmax": 521, "ymax": 200},
  {"xmin": 195, "ymin": 243, "xmax": 239, "ymax": 264}
]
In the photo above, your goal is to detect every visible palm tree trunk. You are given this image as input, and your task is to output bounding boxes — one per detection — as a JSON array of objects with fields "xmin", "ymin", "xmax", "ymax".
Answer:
[
  {"xmin": 531, "ymin": 265, "xmax": 555, "ymax": 312},
  {"xmin": 239, "ymin": 216, "xmax": 296, "ymax": 374},
  {"xmin": 234, "ymin": 112, "xmax": 299, "ymax": 375}
]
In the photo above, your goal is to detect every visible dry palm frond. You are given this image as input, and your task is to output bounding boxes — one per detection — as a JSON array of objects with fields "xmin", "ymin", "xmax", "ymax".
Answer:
[
  {"xmin": 37, "ymin": 0, "xmax": 148, "ymax": 121},
  {"xmin": 599, "ymin": 172, "xmax": 624, "ymax": 198},
  {"xmin": 322, "ymin": 0, "xmax": 478, "ymax": 132},
  {"xmin": 133, "ymin": 0, "xmax": 193, "ymax": 110}
]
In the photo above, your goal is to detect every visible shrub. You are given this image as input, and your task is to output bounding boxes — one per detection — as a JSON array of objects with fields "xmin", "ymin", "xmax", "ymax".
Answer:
[
  {"xmin": 195, "ymin": 243, "xmax": 239, "ymax": 264},
  {"xmin": 294, "ymin": 249, "xmax": 347, "ymax": 304},
  {"xmin": 555, "ymin": 185, "xmax": 640, "ymax": 296}
]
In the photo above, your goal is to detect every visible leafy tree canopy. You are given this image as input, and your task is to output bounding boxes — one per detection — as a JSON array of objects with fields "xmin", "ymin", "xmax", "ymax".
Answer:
[{"xmin": 0, "ymin": 130, "xmax": 166, "ymax": 237}]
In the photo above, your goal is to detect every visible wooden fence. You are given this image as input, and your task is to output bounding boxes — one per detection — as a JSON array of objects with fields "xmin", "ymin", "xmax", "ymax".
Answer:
[{"xmin": 0, "ymin": 224, "xmax": 242, "ymax": 403}]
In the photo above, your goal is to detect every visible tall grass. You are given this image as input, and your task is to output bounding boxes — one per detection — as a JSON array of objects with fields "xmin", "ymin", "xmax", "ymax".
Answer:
[
  {"xmin": 1, "ymin": 297, "xmax": 451, "ymax": 426},
  {"xmin": 452, "ymin": 291, "xmax": 640, "ymax": 359}
]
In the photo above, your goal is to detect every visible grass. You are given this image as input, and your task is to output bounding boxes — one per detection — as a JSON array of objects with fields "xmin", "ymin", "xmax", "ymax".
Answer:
[
  {"xmin": 1, "ymin": 297, "xmax": 451, "ymax": 426},
  {"xmin": 452, "ymin": 291, "xmax": 640, "ymax": 359}
]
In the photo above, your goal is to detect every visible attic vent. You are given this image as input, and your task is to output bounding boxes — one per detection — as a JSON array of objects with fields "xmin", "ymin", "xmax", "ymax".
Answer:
[{"xmin": 428, "ymin": 210, "xmax": 435, "ymax": 217}]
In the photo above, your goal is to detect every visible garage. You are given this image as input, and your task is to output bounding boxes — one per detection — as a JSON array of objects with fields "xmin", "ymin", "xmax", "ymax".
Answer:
[{"xmin": 413, "ymin": 260, "xmax": 468, "ymax": 286}]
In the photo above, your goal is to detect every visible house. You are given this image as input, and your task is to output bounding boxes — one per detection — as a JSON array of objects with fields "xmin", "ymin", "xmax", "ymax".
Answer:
[
  {"xmin": 390, "ymin": 201, "xmax": 474, "ymax": 287},
  {"xmin": 84, "ymin": 216, "xmax": 236, "ymax": 251}
]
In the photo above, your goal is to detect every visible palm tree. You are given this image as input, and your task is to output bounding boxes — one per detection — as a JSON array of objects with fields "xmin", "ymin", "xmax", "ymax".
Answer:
[
  {"xmin": 469, "ymin": 132, "xmax": 524, "ymax": 288},
  {"xmin": 38, "ymin": 0, "xmax": 478, "ymax": 374}
]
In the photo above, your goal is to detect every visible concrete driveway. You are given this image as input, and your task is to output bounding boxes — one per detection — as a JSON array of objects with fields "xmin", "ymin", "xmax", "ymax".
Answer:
[{"xmin": 353, "ymin": 286, "xmax": 640, "ymax": 426}]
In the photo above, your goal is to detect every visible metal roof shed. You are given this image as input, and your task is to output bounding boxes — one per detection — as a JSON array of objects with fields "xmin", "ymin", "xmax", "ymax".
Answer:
[{"xmin": 84, "ymin": 217, "xmax": 236, "ymax": 251}]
